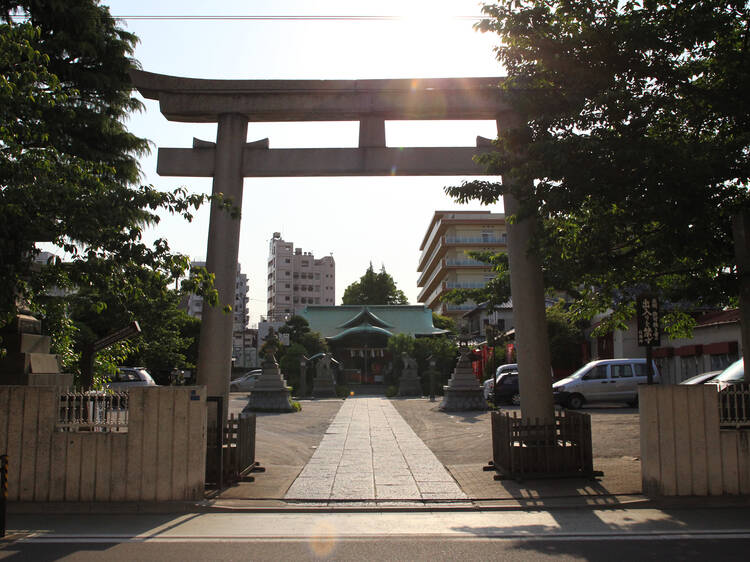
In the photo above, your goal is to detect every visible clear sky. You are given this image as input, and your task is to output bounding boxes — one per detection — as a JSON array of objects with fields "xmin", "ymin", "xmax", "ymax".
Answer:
[{"xmin": 102, "ymin": 0, "xmax": 505, "ymax": 326}]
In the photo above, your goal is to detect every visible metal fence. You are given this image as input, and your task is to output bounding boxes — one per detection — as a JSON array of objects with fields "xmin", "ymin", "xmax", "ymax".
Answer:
[
  {"xmin": 718, "ymin": 383, "xmax": 750, "ymax": 428},
  {"xmin": 57, "ymin": 391, "xmax": 129, "ymax": 432}
]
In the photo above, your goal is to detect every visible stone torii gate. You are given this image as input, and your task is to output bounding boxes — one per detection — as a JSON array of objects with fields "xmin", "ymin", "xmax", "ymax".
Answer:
[{"xmin": 129, "ymin": 70, "xmax": 554, "ymax": 424}]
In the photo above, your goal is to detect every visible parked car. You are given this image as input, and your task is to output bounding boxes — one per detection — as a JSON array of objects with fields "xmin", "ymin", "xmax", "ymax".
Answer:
[
  {"xmin": 705, "ymin": 358, "xmax": 744, "ymax": 391},
  {"xmin": 493, "ymin": 371, "xmax": 521, "ymax": 405},
  {"xmin": 106, "ymin": 367, "xmax": 156, "ymax": 390},
  {"xmin": 679, "ymin": 370, "xmax": 722, "ymax": 385},
  {"xmin": 552, "ymin": 358, "xmax": 659, "ymax": 409},
  {"xmin": 230, "ymin": 369, "xmax": 262, "ymax": 392},
  {"xmin": 482, "ymin": 377, "xmax": 494, "ymax": 399},
  {"xmin": 483, "ymin": 363, "xmax": 519, "ymax": 400}
]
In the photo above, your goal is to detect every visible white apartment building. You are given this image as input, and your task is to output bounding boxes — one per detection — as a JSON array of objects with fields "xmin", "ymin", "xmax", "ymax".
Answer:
[
  {"xmin": 267, "ymin": 233, "xmax": 335, "ymax": 321},
  {"xmin": 417, "ymin": 210, "xmax": 508, "ymax": 320},
  {"xmin": 186, "ymin": 261, "xmax": 253, "ymax": 367}
]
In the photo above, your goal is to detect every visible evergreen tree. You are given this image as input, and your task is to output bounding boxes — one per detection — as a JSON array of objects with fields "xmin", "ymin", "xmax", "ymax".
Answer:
[{"xmin": 342, "ymin": 263, "xmax": 409, "ymax": 305}]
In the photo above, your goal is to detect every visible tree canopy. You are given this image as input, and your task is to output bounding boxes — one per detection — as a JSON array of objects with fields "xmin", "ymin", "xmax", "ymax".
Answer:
[
  {"xmin": 447, "ymin": 0, "xmax": 749, "ymax": 334},
  {"xmin": 0, "ymin": 1, "xmax": 215, "ymax": 384},
  {"xmin": 342, "ymin": 263, "xmax": 409, "ymax": 306}
]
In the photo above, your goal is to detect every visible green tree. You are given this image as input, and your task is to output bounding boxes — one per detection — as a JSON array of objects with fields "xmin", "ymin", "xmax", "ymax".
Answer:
[
  {"xmin": 447, "ymin": 1, "xmax": 749, "ymax": 334},
  {"xmin": 278, "ymin": 315, "xmax": 328, "ymax": 356},
  {"xmin": 0, "ymin": 2, "xmax": 217, "ymax": 385},
  {"xmin": 431, "ymin": 312, "xmax": 456, "ymax": 333},
  {"xmin": 545, "ymin": 301, "xmax": 586, "ymax": 372},
  {"xmin": 443, "ymin": 252, "xmax": 585, "ymax": 370},
  {"xmin": 342, "ymin": 263, "xmax": 409, "ymax": 305},
  {"xmin": 387, "ymin": 333, "xmax": 458, "ymax": 391}
]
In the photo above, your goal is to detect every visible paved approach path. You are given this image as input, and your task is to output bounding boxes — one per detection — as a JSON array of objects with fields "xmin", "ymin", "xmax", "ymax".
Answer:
[{"xmin": 284, "ymin": 397, "xmax": 466, "ymax": 501}]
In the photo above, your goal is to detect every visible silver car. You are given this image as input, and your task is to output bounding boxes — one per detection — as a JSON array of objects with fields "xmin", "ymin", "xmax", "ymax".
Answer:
[
  {"xmin": 107, "ymin": 367, "xmax": 156, "ymax": 390},
  {"xmin": 553, "ymin": 358, "xmax": 659, "ymax": 409},
  {"xmin": 230, "ymin": 369, "xmax": 262, "ymax": 392}
]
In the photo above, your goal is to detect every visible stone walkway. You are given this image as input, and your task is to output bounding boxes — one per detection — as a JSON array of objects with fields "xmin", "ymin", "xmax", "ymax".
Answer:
[{"xmin": 284, "ymin": 397, "xmax": 467, "ymax": 501}]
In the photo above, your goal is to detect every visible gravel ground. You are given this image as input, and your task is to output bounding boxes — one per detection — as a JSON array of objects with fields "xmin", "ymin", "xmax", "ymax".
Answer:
[
  {"xmin": 220, "ymin": 395, "xmax": 643, "ymax": 500},
  {"xmin": 390, "ymin": 399, "xmax": 642, "ymax": 464}
]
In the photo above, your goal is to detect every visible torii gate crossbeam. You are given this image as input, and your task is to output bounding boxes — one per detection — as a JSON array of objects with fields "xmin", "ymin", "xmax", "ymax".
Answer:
[{"xmin": 130, "ymin": 70, "xmax": 554, "ymax": 424}]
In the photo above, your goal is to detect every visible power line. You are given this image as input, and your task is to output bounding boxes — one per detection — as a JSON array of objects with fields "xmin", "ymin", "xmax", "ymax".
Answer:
[{"xmin": 6, "ymin": 14, "xmax": 484, "ymax": 22}]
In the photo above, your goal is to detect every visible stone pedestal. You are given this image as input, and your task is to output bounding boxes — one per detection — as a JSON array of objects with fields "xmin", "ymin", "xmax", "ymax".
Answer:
[
  {"xmin": 0, "ymin": 314, "xmax": 73, "ymax": 390},
  {"xmin": 312, "ymin": 353, "xmax": 337, "ymax": 398},
  {"xmin": 398, "ymin": 354, "xmax": 422, "ymax": 397},
  {"xmin": 242, "ymin": 356, "xmax": 294, "ymax": 412},
  {"xmin": 439, "ymin": 350, "xmax": 487, "ymax": 412}
]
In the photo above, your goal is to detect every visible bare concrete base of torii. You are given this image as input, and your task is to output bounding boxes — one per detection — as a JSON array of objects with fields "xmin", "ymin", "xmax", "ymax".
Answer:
[{"xmin": 439, "ymin": 350, "xmax": 488, "ymax": 412}]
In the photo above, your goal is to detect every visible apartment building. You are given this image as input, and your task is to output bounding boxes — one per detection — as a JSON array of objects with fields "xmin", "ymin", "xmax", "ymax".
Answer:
[
  {"xmin": 266, "ymin": 233, "xmax": 335, "ymax": 321},
  {"xmin": 185, "ymin": 261, "xmax": 252, "ymax": 366},
  {"xmin": 417, "ymin": 210, "xmax": 507, "ymax": 320}
]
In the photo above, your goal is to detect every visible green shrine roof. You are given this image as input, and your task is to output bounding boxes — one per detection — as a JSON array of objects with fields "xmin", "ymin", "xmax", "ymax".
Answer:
[
  {"xmin": 337, "ymin": 307, "xmax": 393, "ymax": 329},
  {"xmin": 327, "ymin": 323, "xmax": 394, "ymax": 343},
  {"xmin": 299, "ymin": 305, "xmax": 448, "ymax": 342}
]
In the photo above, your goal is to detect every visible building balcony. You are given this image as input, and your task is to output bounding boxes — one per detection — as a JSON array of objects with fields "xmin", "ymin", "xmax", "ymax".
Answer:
[
  {"xmin": 445, "ymin": 235, "xmax": 507, "ymax": 245},
  {"xmin": 417, "ymin": 257, "xmax": 490, "ymax": 288},
  {"xmin": 418, "ymin": 235, "xmax": 506, "ymax": 278},
  {"xmin": 420, "ymin": 280, "xmax": 489, "ymax": 309}
]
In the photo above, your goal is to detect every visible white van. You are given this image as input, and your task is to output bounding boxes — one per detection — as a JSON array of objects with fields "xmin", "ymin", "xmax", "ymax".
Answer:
[{"xmin": 552, "ymin": 358, "xmax": 659, "ymax": 409}]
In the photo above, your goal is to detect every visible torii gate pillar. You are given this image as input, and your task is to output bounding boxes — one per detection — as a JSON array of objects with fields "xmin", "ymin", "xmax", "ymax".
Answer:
[
  {"xmin": 197, "ymin": 114, "xmax": 248, "ymax": 409},
  {"xmin": 498, "ymin": 115, "xmax": 555, "ymax": 424}
]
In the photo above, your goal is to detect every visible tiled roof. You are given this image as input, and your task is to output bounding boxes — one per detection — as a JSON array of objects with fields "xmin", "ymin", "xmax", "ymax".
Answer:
[{"xmin": 695, "ymin": 309, "xmax": 740, "ymax": 328}]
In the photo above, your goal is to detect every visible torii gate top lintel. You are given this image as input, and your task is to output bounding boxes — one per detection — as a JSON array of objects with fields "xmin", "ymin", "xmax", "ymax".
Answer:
[{"xmin": 130, "ymin": 69, "xmax": 510, "ymax": 123}]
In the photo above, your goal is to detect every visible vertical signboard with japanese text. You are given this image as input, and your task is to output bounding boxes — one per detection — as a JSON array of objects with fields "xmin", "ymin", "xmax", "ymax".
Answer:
[{"xmin": 637, "ymin": 294, "xmax": 659, "ymax": 384}]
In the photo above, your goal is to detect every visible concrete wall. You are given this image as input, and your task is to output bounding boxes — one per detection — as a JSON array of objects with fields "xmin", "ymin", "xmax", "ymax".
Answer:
[
  {"xmin": 0, "ymin": 386, "xmax": 207, "ymax": 502},
  {"xmin": 640, "ymin": 385, "xmax": 750, "ymax": 496}
]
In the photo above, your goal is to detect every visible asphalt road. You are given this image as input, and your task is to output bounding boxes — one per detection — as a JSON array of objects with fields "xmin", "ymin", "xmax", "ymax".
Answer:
[
  {"xmin": 3, "ymin": 537, "xmax": 749, "ymax": 561},
  {"xmin": 5, "ymin": 506, "xmax": 750, "ymax": 561}
]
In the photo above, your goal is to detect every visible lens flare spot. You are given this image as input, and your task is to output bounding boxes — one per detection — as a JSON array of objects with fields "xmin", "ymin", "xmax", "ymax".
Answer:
[{"xmin": 309, "ymin": 521, "xmax": 338, "ymax": 557}]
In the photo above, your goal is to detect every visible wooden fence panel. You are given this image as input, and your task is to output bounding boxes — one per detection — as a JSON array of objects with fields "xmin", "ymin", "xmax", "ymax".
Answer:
[
  {"xmin": 656, "ymin": 386, "xmax": 678, "ymax": 495},
  {"xmin": 34, "ymin": 388, "xmax": 55, "ymax": 501},
  {"xmin": 19, "ymin": 387, "xmax": 39, "ymax": 501},
  {"xmin": 155, "ymin": 389, "xmax": 175, "ymax": 502},
  {"xmin": 125, "ymin": 387, "xmax": 145, "ymax": 501},
  {"xmin": 704, "ymin": 387, "xmax": 724, "ymax": 496},
  {"xmin": 6, "ymin": 387, "xmax": 25, "ymax": 500},
  {"xmin": 739, "ymin": 431, "xmax": 750, "ymax": 494},
  {"xmin": 109, "ymin": 433, "xmax": 128, "ymax": 501},
  {"xmin": 64, "ymin": 432, "xmax": 82, "ymax": 501},
  {"xmin": 186, "ymin": 387, "xmax": 207, "ymax": 499},
  {"xmin": 3, "ymin": 385, "xmax": 208, "ymax": 503},
  {"xmin": 140, "ymin": 388, "xmax": 160, "ymax": 501},
  {"xmin": 171, "ymin": 388, "xmax": 190, "ymax": 499},
  {"xmin": 49, "ymin": 432, "xmax": 67, "ymax": 501},
  {"xmin": 687, "ymin": 386, "xmax": 708, "ymax": 496},
  {"xmin": 639, "ymin": 385, "xmax": 661, "ymax": 495},
  {"xmin": 720, "ymin": 430, "xmax": 740, "ymax": 494},
  {"xmin": 94, "ymin": 433, "xmax": 112, "ymax": 501},
  {"xmin": 0, "ymin": 388, "xmax": 9, "ymax": 461}
]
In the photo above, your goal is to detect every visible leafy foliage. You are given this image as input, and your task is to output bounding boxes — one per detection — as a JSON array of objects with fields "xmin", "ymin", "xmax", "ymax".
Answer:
[
  {"xmin": 447, "ymin": 1, "xmax": 750, "ymax": 331},
  {"xmin": 0, "ymin": 2, "xmax": 219, "ymax": 385},
  {"xmin": 342, "ymin": 263, "xmax": 409, "ymax": 305},
  {"xmin": 431, "ymin": 312, "xmax": 456, "ymax": 333},
  {"xmin": 386, "ymin": 333, "xmax": 458, "ymax": 384}
]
